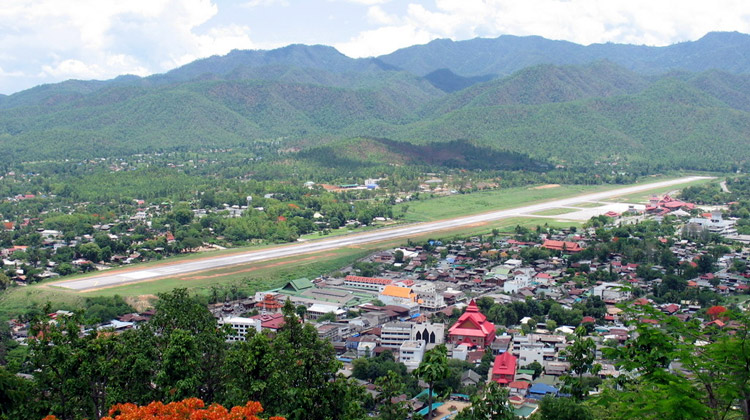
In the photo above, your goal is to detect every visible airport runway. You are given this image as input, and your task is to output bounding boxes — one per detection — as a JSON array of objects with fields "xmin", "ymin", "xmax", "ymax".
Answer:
[{"xmin": 51, "ymin": 176, "xmax": 710, "ymax": 291}]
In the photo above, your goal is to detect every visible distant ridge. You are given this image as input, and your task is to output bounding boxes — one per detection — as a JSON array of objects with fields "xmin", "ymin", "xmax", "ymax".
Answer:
[
  {"xmin": 378, "ymin": 31, "xmax": 750, "ymax": 77},
  {"xmin": 423, "ymin": 69, "xmax": 496, "ymax": 93}
]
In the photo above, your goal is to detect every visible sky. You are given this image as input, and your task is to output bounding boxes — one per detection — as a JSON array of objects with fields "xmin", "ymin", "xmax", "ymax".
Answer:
[{"xmin": 1, "ymin": 0, "xmax": 749, "ymax": 95}]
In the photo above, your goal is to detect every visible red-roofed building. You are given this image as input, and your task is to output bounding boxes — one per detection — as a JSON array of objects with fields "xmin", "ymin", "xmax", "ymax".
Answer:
[
  {"xmin": 256, "ymin": 294, "xmax": 283, "ymax": 313},
  {"xmin": 646, "ymin": 195, "xmax": 695, "ymax": 214},
  {"xmin": 448, "ymin": 300, "xmax": 496, "ymax": 349},
  {"xmin": 251, "ymin": 313, "xmax": 286, "ymax": 332},
  {"xmin": 491, "ymin": 352, "xmax": 517, "ymax": 385},
  {"xmin": 344, "ymin": 275, "xmax": 393, "ymax": 291},
  {"xmin": 2, "ymin": 222, "xmax": 13, "ymax": 230},
  {"xmin": 509, "ymin": 380, "xmax": 531, "ymax": 396},
  {"xmin": 582, "ymin": 316, "xmax": 596, "ymax": 324},
  {"xmin": 662, "ymin": 304, "xmax": 680, "ymax": 314},
  {"xmin": 541, "ymin": 239, "xmax": 582, "ymax": 253}
]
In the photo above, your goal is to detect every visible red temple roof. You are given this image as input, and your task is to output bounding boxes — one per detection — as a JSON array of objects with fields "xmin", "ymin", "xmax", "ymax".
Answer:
[
  {"xmin": 541, "ymin": 239, "xmax": 582, "ymax": 253},
  {"xmin": 492, "ymin": 352, "xmax": 517, "ymax": 382}
]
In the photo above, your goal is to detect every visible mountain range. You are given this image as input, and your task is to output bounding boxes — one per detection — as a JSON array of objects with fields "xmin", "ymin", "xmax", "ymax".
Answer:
[{"xmin": 1, "ymin": 31, "xmax": 749, "ymax": 171}]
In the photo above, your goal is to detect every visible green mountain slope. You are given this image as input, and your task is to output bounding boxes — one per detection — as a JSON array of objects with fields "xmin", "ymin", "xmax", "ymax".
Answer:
[
  {"xmin": 422, "ymin": 61, "xmax": 648, "ymax": 115},
  {"xmin": 394, "ymin": 77, "xmax": 749, "ymax": 170},
  {"xmin": 0, "ymin": 55, "xmax": 748, "ymax": 172}
]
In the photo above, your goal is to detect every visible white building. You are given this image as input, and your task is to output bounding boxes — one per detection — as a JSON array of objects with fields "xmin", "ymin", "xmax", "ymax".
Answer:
[
  {"xmin": 518, "ymin": 343, "xmax": 545, "ymax": 365},
  {"xmin": 687, "ymin": 211, "xmax": 737, "ymax": 236},
  {"xmin": 399, "ymin": 341, "xmax": 426, "ymax": 371},
  {"xmin": 357, "ymin": 341, "xmax": 377, "ymax": 358},
  {"xmin": 412, "ymin": 322, "xmax": 444, "ymax": 346},
  {"xmin": 592, "ymin": 282, "xmax": 631, "ymax": 301},
  {"xmin": 381, "ymin": 321, "xmax": 446, "ymax": 349},
  {"xmin": 306, "ymin": 303, "xmax": 346, "ymax": 320},
  {"xmin": 504, "ymin": 268, "xmax": 534, "ymax": 294},
  {"xmin": 381, "ymin": 322, "xmax": 413, "ymax": 348},
  {"xmin": 412, "ymin": 282, "xmax": 446, "ymax": 310},
  {"xmin": 218, "ymin": 316, "xmax": 261, "ymax": 342}
]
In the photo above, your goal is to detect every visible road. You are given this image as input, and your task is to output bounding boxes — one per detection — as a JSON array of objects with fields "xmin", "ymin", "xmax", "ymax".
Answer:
[
  {"xmin": 720, "ymin": 180, "xmax": 730, "ymax": 193},
  {"xmin": 51, "ymin": 176, "xmax": 710, "ymax": 291}
]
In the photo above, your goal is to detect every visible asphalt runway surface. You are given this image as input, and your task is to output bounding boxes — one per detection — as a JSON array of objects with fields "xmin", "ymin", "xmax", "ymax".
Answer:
[{"xmin": 52, "ymin": 176, "xmax": 710, "ymax": 291}]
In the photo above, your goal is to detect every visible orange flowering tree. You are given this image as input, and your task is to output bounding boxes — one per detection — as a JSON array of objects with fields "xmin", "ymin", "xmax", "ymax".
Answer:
[
  {"xmin": 42, "ymin": 398, "xmax": 285, "ymax": 420},
  {"xmin": 707, "ymin": 305, "xmax": 728, "ymax": 321}
]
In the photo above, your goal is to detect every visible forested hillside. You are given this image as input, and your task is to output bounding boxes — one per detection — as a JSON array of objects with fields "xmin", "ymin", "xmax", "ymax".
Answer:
[{"xmin": 1, "ymin": 34, "xmax": 749, "ymax": 172}]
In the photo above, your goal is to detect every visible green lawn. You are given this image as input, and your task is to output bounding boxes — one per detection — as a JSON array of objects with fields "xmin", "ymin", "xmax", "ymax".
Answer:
[
  {"xmin": 603, "ymin": 177, "xmax": 716, "ymax": 203},
  {"xmin": 395, "ymin": 184, "xmax": 610, "ymax": 222},
  {"xmin": 530, "ymin": 208, "xmax": 580, "ymax": 216}
]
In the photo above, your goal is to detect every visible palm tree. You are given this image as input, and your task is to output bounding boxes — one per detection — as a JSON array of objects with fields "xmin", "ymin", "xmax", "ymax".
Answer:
[{"xmin": 414, "ymin": 344, "xmax": 449, "ymax": 420}]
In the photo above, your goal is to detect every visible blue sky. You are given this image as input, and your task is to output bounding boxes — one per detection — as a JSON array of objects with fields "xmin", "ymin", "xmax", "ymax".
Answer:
[{"xmin": 1, "ymin": 0, "xmax": 749, "ymax": 94}]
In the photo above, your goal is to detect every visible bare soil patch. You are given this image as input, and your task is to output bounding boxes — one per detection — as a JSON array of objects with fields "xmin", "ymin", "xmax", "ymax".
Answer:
[{"xmin": 532, "ymin": 184, "xmax": 561, "ymax": 190}]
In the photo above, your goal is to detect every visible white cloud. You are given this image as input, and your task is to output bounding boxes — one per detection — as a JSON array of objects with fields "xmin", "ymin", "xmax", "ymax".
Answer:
[
  {"xmin": 336, "ymin": 0, "xmax": 392, "ymax": 4},
  {"xmin": 0, "ymin": 0, "xmax": 262, "ymax": 93},
  {"xmin": 0, "ymin": 66, "xmax": 25, "ymax": 78},
  {"xmin": 366, "ymin": 6, "xmax": 399, "ymax": 25},
  {"xmin": 336, "ymin": 24, "xmax": 435, "ymax": 57},
  {"xmin": 244, "ymin": 0, "xmax": 289, "ymax": 7},
  {"xmin": 338, "ymin": 0, "xmax": 750, "ymax": 58}
]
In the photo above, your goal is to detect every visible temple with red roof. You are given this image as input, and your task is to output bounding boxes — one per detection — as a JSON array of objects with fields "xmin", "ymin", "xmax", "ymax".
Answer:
[
  {"xmin": 256, "ymin": 294, "xmax": 284, "ymax": 313},
  {"xmin": 447, "ymin": 300, "xmax": 496, "ymax": 349},
  {"xmin": 491, "ymin": 351, "xmax": 517, "ymax": 385}
]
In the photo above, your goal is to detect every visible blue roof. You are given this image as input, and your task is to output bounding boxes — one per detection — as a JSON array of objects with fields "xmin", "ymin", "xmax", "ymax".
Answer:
[
  {"xmin": 529, "ymin": 383, "xmax": 558, "ymax": 395},
  {"xmin": 416, "ymin": 402, "xmax": 444, "ymax": 416},
  {"xmin": 414, "ymin": 389, "xmax": 437, "ymax": 399}
]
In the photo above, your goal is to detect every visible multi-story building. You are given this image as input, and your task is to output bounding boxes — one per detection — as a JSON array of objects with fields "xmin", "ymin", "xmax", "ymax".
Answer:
[
  {"xmin": 411, "ymin": 282, "xmax": 446, "ymax": 310},
  {"xmin": 381, "ymin": 321, "xmax": 445, "ymax": 349},
  {"xmin": 399, "ymin": 340, "xmax": 426, "ymax": 371},
  {"xmin": 381, "ymin": 322, "xmax": 413, "ymax": 348},
  {"xmin": 218, "ymin": 316, "xmax": 261, "ymax": 342},
  {"xmin": 344, "ymin": 275, "xmax": 392, "ymax": 291}
]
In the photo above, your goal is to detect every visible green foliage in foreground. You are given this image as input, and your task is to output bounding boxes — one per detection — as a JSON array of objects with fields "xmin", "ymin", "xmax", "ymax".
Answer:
[
  {"xmin": 592, "ymin": 306, "xmax": 750, "ymax": 420},
  {"xmin": 2, "ymin": 289, "xmax": 369, "ymax": 420}
]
